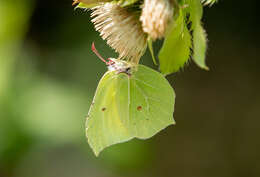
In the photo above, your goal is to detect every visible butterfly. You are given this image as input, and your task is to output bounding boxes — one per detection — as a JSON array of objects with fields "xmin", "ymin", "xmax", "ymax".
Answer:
[{"xmin": 86, "ymin": 43, "xmax": 175, "ymax": 156}]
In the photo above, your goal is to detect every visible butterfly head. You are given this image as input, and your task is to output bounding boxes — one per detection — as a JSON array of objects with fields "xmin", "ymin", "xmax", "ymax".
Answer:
[{"xmin": 92, "ymin": 42, "xmax": 133, "ymax": 75}]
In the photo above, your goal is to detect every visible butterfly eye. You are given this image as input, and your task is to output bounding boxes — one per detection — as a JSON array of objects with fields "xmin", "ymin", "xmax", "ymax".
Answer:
[
  {"xmin": 101, "ymin": 107, "xmax": 106, "ymax": 112},
  {"xmin": 137, "ymin": 106, "xmax": 142, "ymax": 111}
]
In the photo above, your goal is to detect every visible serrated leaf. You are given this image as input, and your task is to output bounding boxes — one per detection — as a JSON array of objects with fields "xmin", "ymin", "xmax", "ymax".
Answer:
[
  {"xmin": 193, "ymin": 23, "xmax": 208, "ymax": 70},
  {"xmin": 159, "ymin": 11, "xmax": 192, "ymax": 75},
  {"xmin": 187, "ymin": 0, "xmax": 203, "ymax": 27},
  {"xmin": 187, "ymin": 0, "xmax": 208, "ymax": 70}
]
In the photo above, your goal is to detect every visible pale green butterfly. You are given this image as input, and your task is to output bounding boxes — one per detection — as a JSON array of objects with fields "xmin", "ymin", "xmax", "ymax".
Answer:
[{"xmin": 87, "ymin": 43, "xmax": 175, "ymax": 156}]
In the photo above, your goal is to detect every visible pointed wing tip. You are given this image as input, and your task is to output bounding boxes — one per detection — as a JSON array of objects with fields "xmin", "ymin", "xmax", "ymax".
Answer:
[
  {"xmin": 89, "ymin": 144, "xmax": 103, "ymax": 157},
  {"xmin": 93, "ymin": 151, "xmax": 100, "ymax": 157}
]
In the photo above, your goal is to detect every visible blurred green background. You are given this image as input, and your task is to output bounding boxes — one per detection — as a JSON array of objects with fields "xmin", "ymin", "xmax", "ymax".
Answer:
[{"xmin": 0, "ymin": 0, "xmax": 259, "ymax": 177}]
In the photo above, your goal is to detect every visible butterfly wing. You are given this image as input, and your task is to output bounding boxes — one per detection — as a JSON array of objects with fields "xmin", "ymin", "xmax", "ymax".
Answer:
[
  {"xmin": 86, "ymin": 65, "xmax": 175, "ymax": 156},
  {"xmin": 127, "ymin": 65, "xmax": 175, "ymax": 138},
  {"xmin": 86, "ymin": 71, "xmax": 132, "ymax": 156}
]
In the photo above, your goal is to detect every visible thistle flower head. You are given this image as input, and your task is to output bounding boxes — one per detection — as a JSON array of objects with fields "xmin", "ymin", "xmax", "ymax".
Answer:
[
  {"xmin": 91, "ymin": 3, "xmax": 147, "ymax": 64},
  {"xmin": 140, "ymin": 0, "xmax": 174, "ymax": 40}
]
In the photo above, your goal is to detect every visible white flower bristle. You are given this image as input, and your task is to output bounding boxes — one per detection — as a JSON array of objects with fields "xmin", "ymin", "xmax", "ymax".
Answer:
[{"xmin": 91, "ymin": 3, "xmax": 147, "ymax": 64}]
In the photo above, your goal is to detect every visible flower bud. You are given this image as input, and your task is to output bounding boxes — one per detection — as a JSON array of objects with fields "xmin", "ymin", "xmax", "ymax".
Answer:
[{"xmin": 140, "ymin": 0, "xmax": 174, "ymax": 40}]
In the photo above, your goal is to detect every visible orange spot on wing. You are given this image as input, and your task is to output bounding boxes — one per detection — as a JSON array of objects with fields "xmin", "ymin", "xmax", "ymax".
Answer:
[{"xmin": 137, "ymin": 106, "xmax": 142, "ymax": 111}]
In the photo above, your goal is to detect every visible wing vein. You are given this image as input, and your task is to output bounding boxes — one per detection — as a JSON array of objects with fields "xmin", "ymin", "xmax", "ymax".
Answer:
[
  {"xmin": 134, "ymin": 81, "xmax": 150, "ymax": 112},
  {"xmin": 133, "ymin": 78, "xmax": 157, "ymax": 90}
]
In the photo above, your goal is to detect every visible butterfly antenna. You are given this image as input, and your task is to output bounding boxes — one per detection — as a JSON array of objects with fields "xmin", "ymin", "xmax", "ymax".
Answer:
[{"xmin": 91, "ymin": 42, "xmax": 108, "ymax": 64}]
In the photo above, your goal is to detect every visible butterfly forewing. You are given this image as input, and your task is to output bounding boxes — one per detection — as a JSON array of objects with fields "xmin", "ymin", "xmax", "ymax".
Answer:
[{"xmin": 86, "ymin": 71, "xmax": 132, "ymax": 156}]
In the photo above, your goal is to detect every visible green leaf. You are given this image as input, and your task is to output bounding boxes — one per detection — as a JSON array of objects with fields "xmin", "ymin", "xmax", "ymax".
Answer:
[
  {"xmin": 193, "ymin": 23, "xmax": 208, "ymax": 70},
  {"xmin": 75, "ymin": 0, "xmax": 113, "ymax": 9},
  {"xmin": 187, "ymin": 0, "xmax": 203, "ymax": 30},
  {"xmin": 75, "ymin": 2, "xmax": 98, "ymax": 9},
  {"xmin": 86, "ymin": 64, "xmax": 175, "ymax": 156},
  {"xmin": 148, "ymin": 38, "xmax": 157, "ymax": 65},
  {"xmin": 159, "ymin": 11, "xmax": 192, "ymax": 75},
  {"xmin": 187, "ymin": 0, "xmax": 208, "ymax": 70}
]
